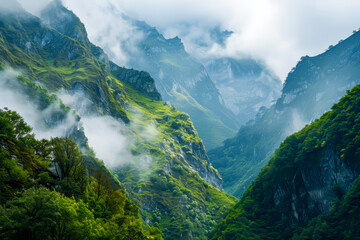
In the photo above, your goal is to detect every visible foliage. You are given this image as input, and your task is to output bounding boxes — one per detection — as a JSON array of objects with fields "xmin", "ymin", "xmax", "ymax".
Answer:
[{"xmin": 0, "ymin": 108, "xmax": 162, "ymax": 240}]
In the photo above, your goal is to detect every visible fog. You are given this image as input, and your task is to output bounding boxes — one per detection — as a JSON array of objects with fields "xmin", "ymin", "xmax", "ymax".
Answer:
[
  {"xmin": 0, "ymin": 68, "xmax": 154, "ymax": 170},
  {"xmin": 58, "ymin": 90, "xmax": 155, "ymax": 170},
  {"xmin": 17, "ymin": 0, "xmax": 52, "ymax": 16},
  {"xmin": 0, "ymin": 69, "xmax": 77, "ymax": 140},
  {"xmin": 61, "ymin": 0, "xmax": 143, "ymax": 67}
]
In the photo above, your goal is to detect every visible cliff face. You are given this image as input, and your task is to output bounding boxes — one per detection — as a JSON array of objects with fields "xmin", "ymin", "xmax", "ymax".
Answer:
[
  {"xmin": 210, "ymin": 29, "xmax": 360, "ymax": 197},
  {"xmin": 210, "ymin": 84, "xmax": 360, "ymax": 239},
  {"xmin": 110, "ymin": 63, "xmax": 162, "ymax": 101},
  {"xmin": 273, "ymin": 146, "xmax": 359, "ymax": 225}
]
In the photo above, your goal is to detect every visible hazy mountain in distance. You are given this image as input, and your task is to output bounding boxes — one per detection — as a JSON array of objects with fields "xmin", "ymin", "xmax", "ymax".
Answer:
[
  {"xmin": 184, "ymin": 26, "xmax": 283, "ymax": 125},
  {"xmin": 205, "ymin": 57, "xmax": 282, "ymax": 126}
]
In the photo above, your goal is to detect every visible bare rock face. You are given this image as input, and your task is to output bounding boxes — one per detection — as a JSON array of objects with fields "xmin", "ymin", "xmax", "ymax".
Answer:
[
  {"xmin": 273, "ymin": 146, "xmax": 360, "ymax": 225},
  {"xmin": 111, "ymin": 65, "xmax": 162, "ymax": 101}
]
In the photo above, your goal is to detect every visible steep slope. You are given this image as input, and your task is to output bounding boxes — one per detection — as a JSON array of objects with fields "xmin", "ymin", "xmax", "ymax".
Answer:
[
  {"xmin": 204, "ymin": 57, "xmax": 282, "ymax": 126},
  {"xmin": 0, "ymin": 2, "xmax": 236, "ymax": 239},
  {"xmin": 209, "ymin": 29, "xmax": 360, "ymax": 197},
  {"xmin": 210, "ymin": 84, "xmax": 360, "ymax": 239}
]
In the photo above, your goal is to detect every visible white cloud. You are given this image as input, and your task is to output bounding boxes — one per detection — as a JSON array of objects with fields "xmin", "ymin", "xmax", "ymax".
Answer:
[
  {"xmin": 62, "ymin": 0, "xmax": 143, "ymax": 67},
  {"xmin": 0, "ymin": 71, "xmax": 152, "ymax": 170},
  {"xmin": 0, "ymin": 69, "xmax": 78, "ymax": 140},
  {"xmin": 81, "ymin": 115, "xmax": 134, "ymax": 169},
  {"xmin": 57, "ymin": 89, "xmax": 135, "ymax": 168},
  {"xmin": 62, "ymin": 0, "xmax": 360, "ymax": 81},
  {"xmin": 57, "ymin": 90, "xmax": 155, "ymax": 170},
  {"xmin": 17, "ymin": 0, "xmax": 52, "ymax": 16}
]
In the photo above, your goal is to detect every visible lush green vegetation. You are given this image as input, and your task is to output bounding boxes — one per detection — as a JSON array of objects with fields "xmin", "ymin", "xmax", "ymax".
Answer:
[
  {"xmin": 210, "ymin": 84, "xmax": 360, "ymax": 239},
  {"xmin": 0, "ymin": 108, "xmax": 162, "ymax": 240}
]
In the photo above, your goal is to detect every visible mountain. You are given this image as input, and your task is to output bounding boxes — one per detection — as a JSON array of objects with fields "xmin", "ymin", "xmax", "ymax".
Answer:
[
  {"xmin": 0, "ymin": 2, "xmax": 236, "ymax": 239},
  {"xmin": 210, "ymin": 83, "xmax": 360, "ymax": 239},
  {"xmin": 204, "ymin": 57, "xmax": 282, "ymax": 126},
  {"xmin": 209, "ymin": 29, "xmax": 360, "ymax": 197},
  {"xmin": 93, "ymin": 15, "xmax": 240, "ymax": 150}
]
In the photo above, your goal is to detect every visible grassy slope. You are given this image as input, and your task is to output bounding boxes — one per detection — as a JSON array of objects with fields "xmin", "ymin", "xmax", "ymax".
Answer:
[{"xmin": 168, "ymin": 84, "xmax": 236, "ymax": 150}]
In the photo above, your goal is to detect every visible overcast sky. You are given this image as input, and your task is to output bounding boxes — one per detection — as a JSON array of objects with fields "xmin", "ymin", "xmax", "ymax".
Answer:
[{"xmin": 19, "ymin": 0, "xmax": 360, "ymax": 81}]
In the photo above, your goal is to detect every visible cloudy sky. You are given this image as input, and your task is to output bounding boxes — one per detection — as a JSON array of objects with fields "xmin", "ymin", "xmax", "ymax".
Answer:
[{"xmin": 19, "ymin": 0, "xmax": 360, "ymax": 81}]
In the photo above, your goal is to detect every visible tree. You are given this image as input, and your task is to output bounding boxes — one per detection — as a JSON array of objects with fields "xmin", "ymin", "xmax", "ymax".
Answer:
[
  {"xmin": 0, "ymin": 187, "xmax": 109, "ymax": 240},
  {"xmin": 51, "ymin": 138, "xmax": 88, "ymax": 197}
]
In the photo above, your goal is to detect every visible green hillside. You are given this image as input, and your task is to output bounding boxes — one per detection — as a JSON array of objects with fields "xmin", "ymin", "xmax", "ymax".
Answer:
[{"xmin": 210, "ymin": 84, "xmax": 360, "ymax": 239}]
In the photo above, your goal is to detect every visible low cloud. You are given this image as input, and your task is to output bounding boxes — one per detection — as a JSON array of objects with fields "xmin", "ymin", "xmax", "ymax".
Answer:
[
  {"xmin": 287, "ymin": 108, "xmax": 308, "ymax": 136},
  {"xmin": 57, "ymin": 89, "xmax": 156, "ymax": 170},
  {"xmin": 0, "ymin": 68, "xmax": 77, "ymax": 140},
  {"xmin": 81, "ymin": 115, "xmax": 134, "ymax": 169},
  {"xmin": 62, "ymin": 0, "xmax": 143, "ymax": 67},
  {"xmin": 0, "ymin": 69, "xmax": 154, "ymax": 170},
  {"xmin": 17, "ymin": 0, "xmax": 52, "ymax": 16}
]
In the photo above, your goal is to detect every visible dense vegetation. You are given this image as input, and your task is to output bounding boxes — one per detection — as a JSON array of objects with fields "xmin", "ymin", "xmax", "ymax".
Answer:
[
  {"xmin": 0, "ymin": 3, "xmax": 237, "ymax": 239},
  {"xmin": 0, "ymin": 108, "xmax": 162, "ymax": 240},
  {"xmin": 210, "ymin": 84, "xmax": 360, "ymax": 239},
  {"xmin": 209, "ymin": 28, "xmax": 360, "ymax": 197}
]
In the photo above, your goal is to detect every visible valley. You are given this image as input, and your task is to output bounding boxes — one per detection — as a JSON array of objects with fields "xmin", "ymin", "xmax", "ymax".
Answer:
[{"xmin": 1, "ymin": 0, "xmax": 360, "ymax": 240}]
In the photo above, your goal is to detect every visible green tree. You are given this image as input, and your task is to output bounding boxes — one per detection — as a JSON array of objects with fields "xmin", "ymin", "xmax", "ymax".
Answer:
[
  {"xmin": 51, "ymin": 138, "xmax": 88, "ymax": 197},
  {"xmin": 0, "ymin": 187, "xmax": 109, "ymax": 240}
]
